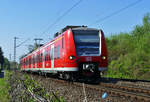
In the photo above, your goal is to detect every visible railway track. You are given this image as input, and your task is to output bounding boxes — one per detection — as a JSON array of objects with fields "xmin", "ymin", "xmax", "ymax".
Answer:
[
  {"xmin": 100, "ymin": 83, "xmax": 150, "ymax": 96},
  {"xmin": 25, "ymin": 72, "xmax": 150, "ymax": 101},
  {"xmin": 65, "ymin": 81, "xmax": 150, "ymax": 102},
  {"xmin": 101, "ymin": 77, "xmax": 150, "ymax": 83},
  {"xmin": 46, "ymin": 78, "xmax": 150, "ymax": 102}
]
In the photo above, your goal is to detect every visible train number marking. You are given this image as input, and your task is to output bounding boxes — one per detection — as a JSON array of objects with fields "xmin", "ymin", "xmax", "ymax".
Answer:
[{"xmin": 86, "ymin": 57, "xmax": 92, "ymax": 61}]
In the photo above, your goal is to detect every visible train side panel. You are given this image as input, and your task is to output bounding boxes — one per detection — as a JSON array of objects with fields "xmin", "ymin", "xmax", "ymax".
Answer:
[{"xmin": 20, "ymin": 26, "xmax": 108, "ymax": 79}]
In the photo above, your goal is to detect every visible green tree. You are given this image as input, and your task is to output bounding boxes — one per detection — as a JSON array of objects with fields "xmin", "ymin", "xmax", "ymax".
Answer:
[
  {"xmin": 4, "ymin": 58, "xmax": 10, "ymax": 70},
  {"xmin": 106, "ymin": 13, "xmax": 150, "ymax": 80},
  {"xmin": 0, "ymin": 47, "xmax": 4, "ymax": 70}
]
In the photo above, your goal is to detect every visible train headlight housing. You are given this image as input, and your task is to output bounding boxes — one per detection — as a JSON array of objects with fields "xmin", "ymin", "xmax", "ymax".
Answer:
[
  {"xmin": 101, "ymin": 56, "xmax": 106, "ymax": 60},
  {"xmin": 69, "ymin": 56, "xmax": 75, "ymax": 60}
]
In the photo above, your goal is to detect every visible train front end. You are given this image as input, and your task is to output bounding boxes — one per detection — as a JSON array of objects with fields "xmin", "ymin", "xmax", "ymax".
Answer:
[{"xmin": 64, "ymin": 27, "xmax": 108, "ymax": 80}]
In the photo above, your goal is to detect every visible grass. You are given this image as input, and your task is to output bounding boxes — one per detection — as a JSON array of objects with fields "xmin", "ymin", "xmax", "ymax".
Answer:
[{"xmin": 0, "ymin": 70, "xmax": 10, "ymax": 102}]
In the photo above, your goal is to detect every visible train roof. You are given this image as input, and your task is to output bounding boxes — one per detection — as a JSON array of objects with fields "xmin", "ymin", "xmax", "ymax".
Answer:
[
  {"xmin": 62, "ymin": 25, "xmax": 99, "ymax": 32},
  {"xmin": 21, "ymin": 25, "xmax": 101, "ymax": 60},
  {"xmin": 72, "ymin": 27, "xmax": 99, "ymax": 31}
]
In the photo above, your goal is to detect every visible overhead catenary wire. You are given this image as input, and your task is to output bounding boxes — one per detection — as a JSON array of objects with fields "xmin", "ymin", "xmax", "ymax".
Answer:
[
  {"xmin": 18, "ymin": 0, "xmax": 83, "ymax": 57},
  {"xmin": 16, "ymin": 38, "xmax": 30, "ymax": 48},
  {"xmin": 40, "ymin": 0, "xmax": 83, "ymax": 36},
  {"xmin": 89, "ymin": 0, "xmax": 143, "ymax": 26}
]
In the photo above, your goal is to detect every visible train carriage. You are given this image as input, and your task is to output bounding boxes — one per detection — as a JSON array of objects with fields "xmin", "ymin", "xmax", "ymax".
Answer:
[{"xmin": 20, "ymin": 26, "xmax": 108, "ymax": 80}]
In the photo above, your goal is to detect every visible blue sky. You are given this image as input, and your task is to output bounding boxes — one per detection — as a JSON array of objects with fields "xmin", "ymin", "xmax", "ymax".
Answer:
[{"xmin": 0, "ymin": 0, "xmax": 149, "ymax": 62}]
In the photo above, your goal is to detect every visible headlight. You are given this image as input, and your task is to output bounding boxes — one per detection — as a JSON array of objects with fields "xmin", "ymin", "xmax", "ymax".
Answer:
[
  {"xmin": 101, "ymin": 56, "xmax": 106, "ymax": 60},
  {"xmin": 69, "ymin": 56, "xmax": 75, "ymax": 60}
]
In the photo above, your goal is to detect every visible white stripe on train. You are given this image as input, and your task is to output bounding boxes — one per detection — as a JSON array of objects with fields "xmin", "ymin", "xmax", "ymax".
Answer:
[{"xmin": 21, "ymin": 67, "xmax": 107, "ymax": 72}]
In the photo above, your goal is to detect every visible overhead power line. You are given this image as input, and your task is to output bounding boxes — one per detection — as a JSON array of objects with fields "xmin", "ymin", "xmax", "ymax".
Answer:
[
  {"xmin": 89, "ymin": 0, "xmax": 143, "ymax": 26},
  {"xmin": 41, "ymin": 0, "xmax": 83, "ymax": 35},
  {"xmin": 16, "ymin": 38, "xmax": 30, "ymax": 48},
  {"xmin": 19, "ymin": 0, "xmax": 83, "ymax": 53}
]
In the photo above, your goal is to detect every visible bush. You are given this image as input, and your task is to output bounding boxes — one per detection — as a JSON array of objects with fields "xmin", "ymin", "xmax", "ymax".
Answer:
[{"xmin": 106, "ymin": 13, "xmax": 150, "ymax": 80}]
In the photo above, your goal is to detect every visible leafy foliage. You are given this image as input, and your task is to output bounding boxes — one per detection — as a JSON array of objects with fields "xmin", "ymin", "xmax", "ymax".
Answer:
[
  {"xmin": 8, "ymin": 72, "xmax": 65, "ymax": 102},
  {"xmin": 0, "ymin": 47, "xmax": 11, "ymax": 70},
  {"xmin": 106, "ymin": 13, "xmax": 150, "ymax": 80},
  {"xmin": 3, "ymin": 58, "xmax": 10, "ymax": 70},
  {"xmin": 0, "ymin": 47, "xmax": 4, "ymax": 70},
  {"xmin": 0, "ymin": 71, "xmax": 10, "ymax": 102}
]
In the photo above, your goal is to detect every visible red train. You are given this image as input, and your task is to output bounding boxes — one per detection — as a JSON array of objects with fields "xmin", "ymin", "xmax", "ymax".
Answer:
[{"xmin": 20, "ymin": 26, "xmax": 108, "ymax": 80}]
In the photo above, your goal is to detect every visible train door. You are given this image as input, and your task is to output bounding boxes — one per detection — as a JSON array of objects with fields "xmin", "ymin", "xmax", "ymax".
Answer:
[
  {"xmin": 31, "ymin": 55, "xmax": 33, "ymax": 68},
  {"xmin": 43, "ymin": 49, "xmax": 45, "ymax": 68},
  {"xmin": 62, "ymin": 37, "xmax": 64, "ymax": 67},
  {"xmin": 51, "ymin": 45, "xmax": 54, "ymax": 69},
  {"xmin": 99, "ymin": 30, "xmax": 102, "ymax": 55},
  {"xmin": 35, "ymin": 55, "xmax": 37, "ymax": 68}
]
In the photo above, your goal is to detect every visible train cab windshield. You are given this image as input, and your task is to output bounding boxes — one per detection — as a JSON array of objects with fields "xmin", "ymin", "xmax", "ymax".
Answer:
[{"xmin": 73, "ymin": 30, "xmax": 100, "ymax": 56}]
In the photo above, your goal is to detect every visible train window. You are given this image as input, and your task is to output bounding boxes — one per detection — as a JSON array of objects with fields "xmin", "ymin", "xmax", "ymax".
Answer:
[
  {"xmin": 49, "ymin": 49, "xmax": 51, "ymax": 60},
  {"xmin": 31, "ymin": 56, "xmax": 34, "ymax": 64},
  {"xmin": 32, "ymin": 56, "xmax": 34, "ymax": 64},
  {"xmin": 44, "ymin": 50, "xmax": 48, "ymax": 61},
  {"xmin": 45, "ymin": 51, "xmax": 47, "ymax": 61},
  {"xmin": 30, "ymin": 58, "xmax": 31, "ymax": 65},
  {"xmin": 43, "ymin": 52, "xmax": 45, "ymax": 62},
  {"xmin": 38, "ymin": 55, "xmax": 39, "ymax": 63},
  {"xmin": 25, "ymin": 59, "xmax": 27, "ymax": 66},
  {"xmin": 30, "ymin": 57, "xmax": 32, "ymax": 64},
  {"xmin": 26, "ymin": 59, "xmax": 28, "ymax": 66},
  {"xmin": 73, "ymin": 30, "xmax": 100, "ymax": 56},
  {"xmin": 37, "ymin": 55, "xmax": 38, "ymax": 63},
  {"xmin": 27, "ymin": 59, "xmax": 28, "ymax": 65},
  {"xmin": 28, "ymin": 58, "xmax": 29, "ymax": 65},
  {"xmin": 57, "ymin": 46, "xmax": 60, "ymax": 58},
  {"xmin": 47, "ymin": 50, "xmax": 49, "ymax": 61},
  {"xmin": 36, "ymin": 55, "xmax": 38, "ymax": 63},
  {"xmin": 46, "ymin": 54, "xmax": 47, "ymax": 61},
  {"xmin": 33, "ymin": 57, "xmax": 34, "ymax": 64},
  {"xmin": 41, "ymin": 53, "xmax": 44, "ymax": 62},
  {"xmin": 29, "ymin": 58, "xmax": 31, "ymax": 65},
  {"xmin": 40, "ymin": 53, "xmax": 43, "ymax": 62},
  {"xmin": 31, "ymin": 57, "xmax": 32, "ymax": 64},
  {"xmin": 54, "ymin": 47, "xmax": 57, "ymax": 59},
  {"xmin": 35, "ymin": 55, "xmax": 37, "ymax": 63},
  {"xmin": 25, "ymin": 59, "xmax": 26, "ymax": 66},
  {"xmin": 47, "ymin": 50, "xmax": 48, "ymax": 61},
  {"xmin": 33, "ymin": 56, "xmax": 35, "ymax": 64},
  {"xmin": 51, "ymin": 49, "xmax": 53, "ymax": 60},
  {"xmin": 62, "ymin": 37, "xmax": 64, "ymax": 48},
  {"xmin": 28, "ymin": 58, "xmax": 30, "ymax": 65},
  {"xmin": 32, "ymin": 56, "xmax": 35, "ymax": 64},
  {"xmin": 34, "ymin": 56, "xmax": 36, "ymax": 64}
]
